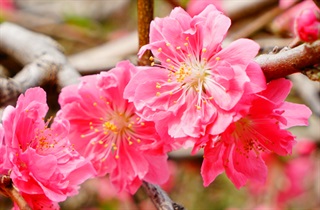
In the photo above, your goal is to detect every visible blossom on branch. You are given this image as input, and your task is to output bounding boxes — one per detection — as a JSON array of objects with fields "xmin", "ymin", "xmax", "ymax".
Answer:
[
  {"xmin": 58, "ymin": 61, "xmax": 170, "ymax": 194},
  {"xmin": 0, "ymin": 87, "xmax": 95, "ymax": 209},
  {"xmin": 124, "ymin": 5, "xmax": 266, "ymax": 149},
  {"xmin": 200, "ymin": 79, "xmax": 312, "ymax": 188},
  {"xmin": 295, "ymin": 8, "xmax": 320, "ymax": 42}
]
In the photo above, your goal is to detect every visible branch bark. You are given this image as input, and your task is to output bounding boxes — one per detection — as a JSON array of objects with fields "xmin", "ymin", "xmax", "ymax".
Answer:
[
  {"xmin": 255, "ymin": 40, "xmax": 320, "ymax": 81},
  {"xmin": 137, "ymin": 0, "xmax": 153, "ymax": 66},
  {"xmin": 0, "ymin": 175, "xmax": 31, "ymax": 210},
  {"xmin": 142, "ymin": 181, "xmax": 185, "ymax": 210}
]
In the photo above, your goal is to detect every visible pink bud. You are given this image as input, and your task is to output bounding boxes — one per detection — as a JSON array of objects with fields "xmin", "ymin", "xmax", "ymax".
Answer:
[{"xmin": 295, "ymin": 8, "xmax": 320, "ymax": 42}]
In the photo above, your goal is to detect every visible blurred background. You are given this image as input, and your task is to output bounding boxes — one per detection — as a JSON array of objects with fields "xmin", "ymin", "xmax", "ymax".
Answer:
[{"xmin": 0, "ymin": 0, "xmax": 319, "ymax": 209}]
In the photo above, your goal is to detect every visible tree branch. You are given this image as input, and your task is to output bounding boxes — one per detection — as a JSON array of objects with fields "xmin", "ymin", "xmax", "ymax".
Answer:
[
  {"xmin": 255, "ymin": 40, "xmax": 320, "ymax": 82},
  {"xmin": 142, "ymin": 181, "xmax": 185, "ymax": 210},
  {"xmin": 0, "ymin": 175, "xmax": 31, "ymax": 210},
  {"xmin": 0, "ymin": 22, "xmax": 81, "ymax": 106},
  {"xmin": 137, "ymin": 0, "xmax": 153, "ymax": 66}
]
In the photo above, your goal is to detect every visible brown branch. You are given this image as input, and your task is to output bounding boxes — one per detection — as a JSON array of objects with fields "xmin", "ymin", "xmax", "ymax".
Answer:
[
  {"xmin": 142, "ymin": 181, "xmax": 185, "ymax": 210},
  {"xmin": 255, "ymin": 40, "xmax": 320, "ymax": 82},
  {"xmin": 164, "ymin": 0, "xmax": 181, "ymax": 8},
  {"xmin": 0, "ymin": 175, "xmax": 31, "ymax": 210},
  {"xmin": 137, "ymin": 1, "xmax": 184, "ymax": 208},
  {"xmin": 137, "ymin": 0, "xmax": 153, "ymax": 66}
]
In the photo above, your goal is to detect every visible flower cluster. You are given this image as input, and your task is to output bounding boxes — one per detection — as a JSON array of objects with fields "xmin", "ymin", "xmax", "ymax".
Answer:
[
  {"xmin": 0, "ymin": 88, "xmax": 95, "ymax": 209},
  {"xmin": 124, "ymin": 5, "xmax": 311, "ymax": 188},
  {"xmin": 0, "ymin": 4, "xmax": 313, "ymax": 209}
]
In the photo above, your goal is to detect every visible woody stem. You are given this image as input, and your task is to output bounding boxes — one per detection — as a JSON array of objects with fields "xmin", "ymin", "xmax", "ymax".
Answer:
[
  {"xmin": 137, "ymin": 0, "xmax": 154, "ymax": 66},
  {"xmin": 0, "ymin": 175, "xmax": 31, "ymax": 210}
]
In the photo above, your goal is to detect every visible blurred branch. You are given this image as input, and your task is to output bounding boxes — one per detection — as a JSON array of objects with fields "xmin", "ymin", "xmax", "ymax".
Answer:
[
  {"xmin": 137, "ymin": 0, "xmax": 153, "ymax": 66},
  {"xmin": 0, "ymin": 175, "xmax": 31, "ymax": 210},
  {"xmin": 0, "ymin": 22, "xmax": 81, "ymax": 107},
  {"xmin": 69, "ymin": 31, "xmax": 138, "ymax": 74},
  {"xmin": 223, "ymin": 0, "xmax": 277, "ymax": 20},
  {"xmin": 142, "ymin": 181, "xmax": 185, "ymax": 210},
  {"xmin": 165, "ymin": 0, "xmax": 181, "ymax": 8},
  {"xmin": 313, "ymin": 0, "xmax": 320, "ymax": 8},
  {"xmin": 255, "ymin": 40, "xmax": 320, "ymax": 82},
  {"xmin": 229, "ymin": 6, "xmax": 283, "ymax": 40}
]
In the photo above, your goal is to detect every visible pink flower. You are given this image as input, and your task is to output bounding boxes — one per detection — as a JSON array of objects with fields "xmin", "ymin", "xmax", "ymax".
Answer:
[
  {"xmin": 0, "ymin": 125, "xmax": 6, "ymax": 175},
  {"xmin": 246, "ymin": 140, "xmax": 317, "ymax": 209},
  {"xmin": 187, "ymin": 0, "xmax": 223, "ymax": 16},
  {"xmin": 295, "ymin": 8, "xmax": 320, "ymax": 42},
  {"xmin": 271, "ymin": 0, "xmax": 318, "ymax": 37},
  {"xmin": 1, "ymin": 87, "xmax": 95, "ymax": 209},
  {"xmin": 200, "ymin": 79, "xmax": 312, "ymax": 188},
  {"xmin": 0, "ymin": 0, "xmax": 15, "ymax": 11},
  {"xmin": 277, "ymin": 140, "xmax": 317, "ymax": 204},
  {"xmin": 125, "ymin": 5, "xmax": 266, "ymax": 147},
  {"xmin": 58, "ymin": 61, "xmax": 170, "ymax": 194},
  {"xmin": 279, "ymin": 0, "xmax": 299, "ymax": 9}
]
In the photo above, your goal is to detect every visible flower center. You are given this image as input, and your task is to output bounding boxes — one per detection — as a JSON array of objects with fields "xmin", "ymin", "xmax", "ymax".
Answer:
[
  {"xmin": 26, "ymin": 116, "xmax": 70, "ymax": 153},
  {"xmin": 233, "ymin": 118, "xmax": 266, "ymax": 155},
  {"xmin": 102, "ymin": 111, "xmax": 132, "ymax": 135},
  {"xmin": 81, "ymin": 99, "xmax": 143, "ymax": 160},
  {"xmin": 151, "ymin": 37, "xmax": 220, "ymax": 110}
]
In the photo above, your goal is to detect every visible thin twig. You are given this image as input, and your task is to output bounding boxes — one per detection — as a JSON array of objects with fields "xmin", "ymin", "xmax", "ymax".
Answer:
[
  {"xmin": 0, "ymin": 175, "xmax": 32, "ymax": 210},
  {"xmin": 137, "ymin": 0, "xmax": 153, "ymax": 66},
  {"xmin": 255, "ymin": 40, "xmax": 320, "ymax": 82},
  {"xmin": 137, "ymin": 1, "xmax": 185, "ymax": 209}
]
